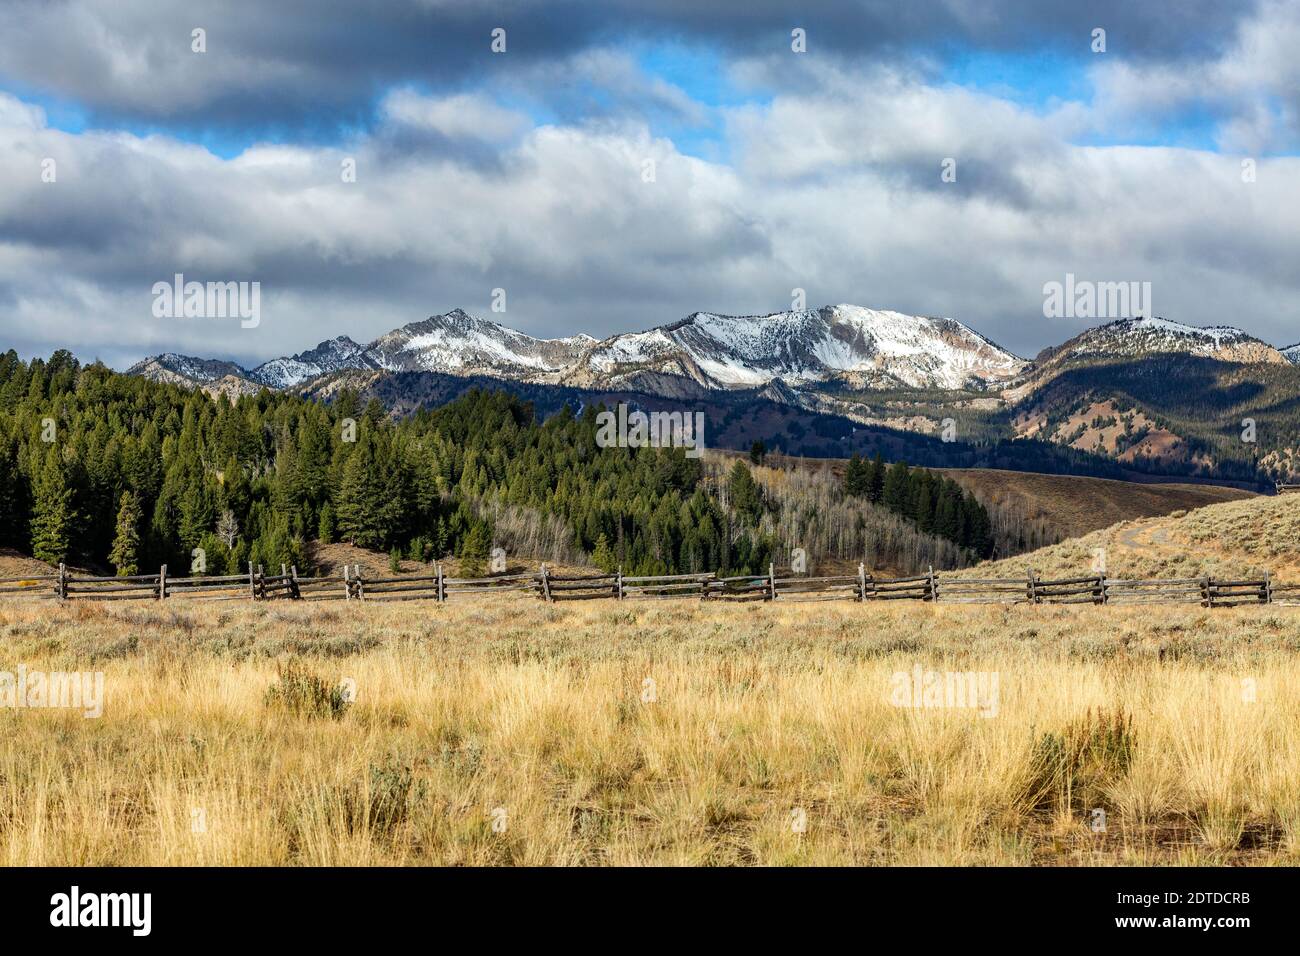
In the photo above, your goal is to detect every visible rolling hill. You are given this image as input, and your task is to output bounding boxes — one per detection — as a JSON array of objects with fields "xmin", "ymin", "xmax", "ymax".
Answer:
[
  {"xmin": 960, "ymin": 490, "xmax": 1300, "ymax": 582},
  {"xmin": 941, "ymin": 468, "xmax": 1254, "ymax": 542}
]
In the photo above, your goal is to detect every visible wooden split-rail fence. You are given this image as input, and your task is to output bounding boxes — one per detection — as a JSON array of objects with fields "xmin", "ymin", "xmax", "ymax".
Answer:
[{"xmin": 1, "ymin": 562, "xmax": 1298, "ymax": 609}]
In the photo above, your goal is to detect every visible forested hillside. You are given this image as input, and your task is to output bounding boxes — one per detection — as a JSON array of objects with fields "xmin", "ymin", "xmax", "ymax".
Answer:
[
  {"xmin": 1006, "ymin": 355, "xmax": 1300, "ymax": 483},
  {"xmin": 0, "ymin": 351, "xmax": 992, "ymax": 577},
  {"xmin": 843, "ymin": 453, "xmax": 993, "ymax": 557}
]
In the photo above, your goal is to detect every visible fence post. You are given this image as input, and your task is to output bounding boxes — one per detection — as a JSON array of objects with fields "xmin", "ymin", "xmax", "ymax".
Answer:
[
  {"xmin": 858, "ymin": 562, "xmax": 866, "ymax": 602},
  {"xmin": 927, "ymin": 565, "xmax": 938, "ymax": 603},
  {"xmin": 768, "ymin": 562, "xmax": 776, "ymax": 601},
  {"xmin": 540, "ymin": 564, "xmax": 552, "ymax": 603},
  {"xmin": 57, "ymin": 562, "xmax": 67, "ymax": 601},
  {"xmin": 1265, "ymin": 570, "xmax": 1273, "ymax": 605},
  {"xmin": 249, "ymin": 561, "xmax": 256, "ymax": 600},
  {"xmin": 435, "ymin": 563, "xmax": 444, "ymax": 602},
  {"xmin": 343, "ymin": 564, "xmax": 351, "ymax": 601},
  {"xmin": 1026, "ymin": 568, "xmax": 1039, "ymax": 605},
  {"xmin": 616, "ymin": 566, "xmax": 624, "ymax": 601},
  {"xmin": 257, "ymin": 564, "xmax": 265, "ymax": 600},
  {"xmin": 159, "ymin": 564, "xmax": 167, "ymax": 600},
  {"xmin": 1200, "ymin": 576, "xmax": 1211, "ymax": 608},
  {"xmin": 353, "ymin": 564, "xmax": 364, "ymax": 601},
  {"xmin": 290, "ymin": 565, "xmax": 301, "ymax": 600},
  {"xmin": 1094, "ymin": 574, "xmax": 1105, "ymax": 605}
]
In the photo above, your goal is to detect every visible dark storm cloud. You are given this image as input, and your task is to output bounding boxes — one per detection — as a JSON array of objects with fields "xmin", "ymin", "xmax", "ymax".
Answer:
[{"xmin": 0, "ymin": 0, "xmax": 1261, "ymax": 131}]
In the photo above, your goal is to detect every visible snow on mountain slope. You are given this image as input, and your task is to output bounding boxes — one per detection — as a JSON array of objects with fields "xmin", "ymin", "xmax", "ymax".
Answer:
[
  {"xmin": 251, "ymin": 336, "xmax": 374, "ymax": 388},
  {"xmin": 128, "ymin": 339, "xmax": 377, "ymax": 391},
  {"xmin": 572, "ymin": 305, "xmax": 1026, "ymax": 390},
  {"xmin": 137, "ymin": 307, "xmax": 1294, "ymax": 406},
  {"xmin": 126, "ymin": 304, "xmax": 1028, "ymax": 396},
  {"xmin": 1037, "ymin": 317, "xmax": 1287, "ymax": 367},
  {"xmin": 1283, "ymin": 343, "xmax": 1300, "ymax": 365},
  {"xmin": 365, "ymin": 309, "xmax": 595, "ymax": 379},
  {"xmin": 126, "ymin": 353, "xmax": 248, "ymax": 385}
]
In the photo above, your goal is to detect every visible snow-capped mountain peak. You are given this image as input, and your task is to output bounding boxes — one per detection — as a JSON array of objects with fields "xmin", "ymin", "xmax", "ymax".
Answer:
[
  {"xmin": 365, "ymin": 309, "xmax": 596, "ymax": 377},
  {"xmin": 574, "ymin": 304, "xmax": 1026, "ymax": 391},
  {"xmin": 126, "ymin": 352, "xmax": 250, "ymax": 385},
  {"xmin": 1037, "ymin": 316, "xmax": 1288, "ymax": 367},
  {"xmin": 126, "ymin": 303, "xmax": 1030, "ymax": 395},
  {"xmin": 250, "ymin": 335, "xmax": 373, "ymax": 388}
]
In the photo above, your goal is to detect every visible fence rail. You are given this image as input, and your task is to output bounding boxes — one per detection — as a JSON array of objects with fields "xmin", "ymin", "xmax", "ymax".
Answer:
[{"xmin": 3, "ymin": 562, "xmax": 1295, "ymax": 609}]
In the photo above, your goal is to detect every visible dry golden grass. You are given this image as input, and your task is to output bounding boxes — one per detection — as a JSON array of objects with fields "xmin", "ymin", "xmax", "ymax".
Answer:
[
  {"xmin": 964, "ymin": 492, "xmax": 1300, "ymax": 583},
  {"xmin": 1, "ymin": 594, "xmax": 1299, "ymax": 866}
]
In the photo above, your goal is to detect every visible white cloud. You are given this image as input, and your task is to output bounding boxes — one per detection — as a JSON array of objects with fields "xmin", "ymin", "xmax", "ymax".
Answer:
[
  {"xmin": 1088, "ymin": 0, "xmax": 1300, "ymax": 154},
  {"xmin": 380, "ymin": 89, "xmax": 530, "ymax": 142},
  {"xmin": 0, "ymin": 92, "xmax": 46, "ymax": 129},
  {"xmin": 2, "ymin": 57, "xmax": 1299, "ymax": 371}
]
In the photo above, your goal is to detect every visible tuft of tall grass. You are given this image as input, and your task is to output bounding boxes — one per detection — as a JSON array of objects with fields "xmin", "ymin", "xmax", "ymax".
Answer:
[
  {"xmin": 264, "ymin": 659, "xmax": 352, "ymax": 719},
  {"xmin": 1026, "ymin": 708, "xmax": 1134, "ymax": 813}
]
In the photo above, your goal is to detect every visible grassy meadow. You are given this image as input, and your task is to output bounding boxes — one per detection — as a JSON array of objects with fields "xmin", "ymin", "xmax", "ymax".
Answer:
[
  {"xmin": 2, "ymin": 595, "xmax": 1299, "ymax": 866},
  {"xmin": 961, "ymin": 491, "xmax": 1300, "ymax": 583}
]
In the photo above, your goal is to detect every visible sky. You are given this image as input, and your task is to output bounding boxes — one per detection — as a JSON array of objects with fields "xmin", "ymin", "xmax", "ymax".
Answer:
[{"xmin": 1, "ymin": 0, "xmax": 1298, "ymax": 370}]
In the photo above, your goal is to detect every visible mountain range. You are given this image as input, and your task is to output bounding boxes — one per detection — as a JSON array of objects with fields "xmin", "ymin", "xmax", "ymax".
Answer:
[
  {"xmin": 125, "ymin": 306, "xmax": 1300, "ymax": 484},
  {"xmin": 129, "ymin": 304, "xmax": 1036, "ymax": 395}
]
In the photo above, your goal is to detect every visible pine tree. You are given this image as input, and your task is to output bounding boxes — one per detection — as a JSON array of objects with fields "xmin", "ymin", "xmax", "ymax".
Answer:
[
  {"xmin": 220, "ymin": 456, "xmax": 251, "ymax": 521},
  {"xmin": 728, "ymin": 460, "xmax": 762, "ymax": 522},
  {"xmin": 882, "ymin": 460, "xmax": 911, "ymax": 515},
  {"xmin": 30, "ymin": 445, "xmax": 75, "ymax": 564},
  {"xmin": 845, "ymin": 454, "xmax": 867, "ymax": 497},
  {"xmin": 178, "ymin": 476, "xmax": 215, "ymax": 550},
  {"xmin": 914, "ymin": 478, "xmax": 935, "ymax": 533},
  {"xmin": 336, "ymin": 438, "xmax": 385, "ymax": 549},
  {"xmin": 868, "ymin": 452, "xmax": 885, "ymax": 503},
  {"xmin": 317, "ymin": 501, "xmax": 335, "ymax": 544},
  {"xmin": 108, "ymin": 491, "xmax": 142, "ymax": 576},
  {"xmin": 591, "ymin": 533, "xmax": 616, "ymax": 572},
  {"xmin": 0, "ymin": 432, "xmax": 29, "ymax": 549},
  {"xmin": 458, "ymin": 520, "xmax": 491, "ymax": 577},
  {"xmin": 433, "ymin": 516, "xmax": 449, "ymax": 558}
]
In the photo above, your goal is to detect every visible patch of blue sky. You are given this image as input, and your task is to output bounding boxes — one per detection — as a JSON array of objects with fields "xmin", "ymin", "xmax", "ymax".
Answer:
[
  {"xmin": 1073, "ymin": 103, "xmax": 1223, "ymax": 153},
  {"xmin": 939, "ymin": 48, "xmax": 1269, "ymax": 153},
  {"xmin": 630, "ymin": 40, "xmax": 768, "ymax": 162},
  {"xmin": 3, "ymin": 85, "xmax": 88, "ymax": 134},
  {"xmin": 940, "ymin": 47, "xmax": 1092, "ymax": 112},
  {"xmin": 4, "ymin": 80, "xmax": 372, "ymax": 158}
]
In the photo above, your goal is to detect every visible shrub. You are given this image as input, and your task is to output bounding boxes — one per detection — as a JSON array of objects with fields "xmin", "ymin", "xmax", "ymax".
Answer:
[
  {"xmin": 264, "ymin": 658, "xmax": 351, "ymax": 719},
  {"xmin": 1026, "ymin": 707, "xmax": 1134, "ymax": 813},
  {"xmin": 342, "ymin": 757, "xmax": 423, "ymax": 837}
]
